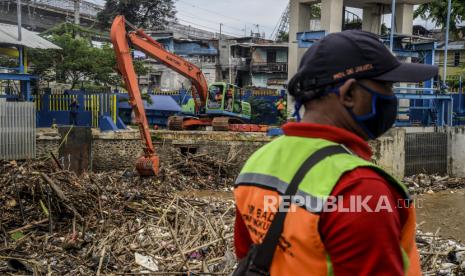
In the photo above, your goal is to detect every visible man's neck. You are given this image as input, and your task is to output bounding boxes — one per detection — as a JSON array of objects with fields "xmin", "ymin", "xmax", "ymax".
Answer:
[{"xmin": 301, "ymin": 105, "xmax": 367, "ymax": 140}]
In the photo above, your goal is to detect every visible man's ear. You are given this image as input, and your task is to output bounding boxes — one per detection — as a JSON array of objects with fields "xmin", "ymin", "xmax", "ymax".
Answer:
[{"xmin": 337, "ymin": 79, "xmax": 357, "ymax": 108}]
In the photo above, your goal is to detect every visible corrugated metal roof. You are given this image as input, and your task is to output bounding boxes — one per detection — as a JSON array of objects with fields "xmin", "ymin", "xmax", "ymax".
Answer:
[
  {"xmin": 0, "ymin": 23, "xmax": 60, "ymax": 49},
  {"xmin": 436, "ymin": 41, "xmax": 465, "ymax": 51}
]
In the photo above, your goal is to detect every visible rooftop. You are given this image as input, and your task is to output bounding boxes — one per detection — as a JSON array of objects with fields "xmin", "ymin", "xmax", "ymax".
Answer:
[
  {"xmin": 0, "ymin": 23, "xmax": 60, "ymax": 49},
  {"xmin": 437, "ymin": 41, "xmax": 465, "ymax": 51},
  {"xmin": 232, "ymin": 42, "xmax": 289, "ymax": 48}
]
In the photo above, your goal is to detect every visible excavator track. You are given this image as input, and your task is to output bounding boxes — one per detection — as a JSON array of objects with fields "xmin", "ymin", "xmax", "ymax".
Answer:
[
  {"xmin": 167, "ymin": 116, "xmax": 184, "ymax": 130},
  {"xmin": 212, "ymin": 117, "xmax": 230, "ymax": 131}
]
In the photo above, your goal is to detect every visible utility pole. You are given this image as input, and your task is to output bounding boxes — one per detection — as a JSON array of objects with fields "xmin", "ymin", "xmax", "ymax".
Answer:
[
  {"xmin": 389, "ymin": 0, "xmax": 396, "ymax": 51},
  {"xmin": 17, "ymin": 0, "xmax": 21, "ymax": 41},
  {"xmin": 219, "ymin": 23, "xmax": 223, "ymax": 40},
  {"xmin": 228, "ymin": 44, "xmax": 232, "ymax": 84},
  {"xmin": 443, "ymin": 0, "xmax": 452, "ymax": 81},
  {"xmin": 74, "ymin": 0, "xmax": 81, "ymax": 25},
  {"xmin": 244, "ymin": 25, "xmax": 247, "ymax": 37}
]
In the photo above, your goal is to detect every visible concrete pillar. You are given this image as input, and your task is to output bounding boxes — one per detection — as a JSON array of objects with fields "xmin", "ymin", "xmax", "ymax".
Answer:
[
  {"xmin": 287, "ymin": 0, "xmax": 343, "ymax": 117},
  {"xmin": 287, "ymin": 0, "xmax": 312, "ymax": 116},
  {"xmin": 362, "ymin": 5, "xmax": 382, "ymax": 34},
  {"xmin": 448, "ymin": 126, "xmax": 465, "ymax": 177},
  {"xmin": 395, "ymin": 3, "xmax": 413, "ymax": 35},
  {"xmin": 370, "ymin": 128, "xmax": 405, "ymax": 179},
  {"xmin": 320, "ymin": 0, "xmax": 344, "ymax": 33}
]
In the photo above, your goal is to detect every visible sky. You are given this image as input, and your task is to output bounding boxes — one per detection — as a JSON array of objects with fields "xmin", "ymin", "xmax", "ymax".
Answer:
[
  {"xmin": 89, "ymin": 0, "xmax": 295, "ymax": 38},
  {"xmin": 89, "ymin": 0, "xmax": 436, "ymax": 37},
  {"xmin": 174, "ymin": 0, "xmax": 288, "ymax": 38}
]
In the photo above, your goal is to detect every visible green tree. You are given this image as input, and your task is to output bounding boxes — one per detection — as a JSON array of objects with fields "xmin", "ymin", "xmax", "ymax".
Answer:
[
  {"xmin": 27, "ymin": 49, "xmax": 57, "ymax": 83},
  {"xmin": 53, "ymin": 34, "xmax": 98, "ymax": 89},
  {"xmin": 248, "ymin": 97, "xmax": 278, "ymax": 124},
  {"xmin": 309, "ymin": 4, "xmax": 321, "ymax": 19},
  {"xmin": 277, "ymin": 31, "xmax": 289, "ymax": 42},
  {"xmin": 97, "ymin": 0, "xmax": 176, "ymax": 29},
  {"xmin": 414, "ymin": 0, "xmax": 465, "ymax": 36},
  {"xmin": 28, "ymin": 23, "xmax": 152, "ymax": 90},
  {"xmin": 91, "ymin": 44, "xmax": 120, "ymax": 87},
  {"xmin": 42, "ymin": 22, "xmax": 102, "ymax": 39}
]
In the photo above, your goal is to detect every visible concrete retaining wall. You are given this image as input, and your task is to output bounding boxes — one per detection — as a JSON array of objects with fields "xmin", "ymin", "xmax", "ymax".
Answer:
[
  {"xmin": 36, "ymin": 127, "xmax": 408, "ymax": 178},
  {"xmin": 37, "ymin": 128, "xmax": 270, "ymax": 172},
  {"xmin": 370, "ymin": 128, "xmax": 405, "ymax": 179},
  {"xmin": 34, "ymin": 125, "xmax": 465, "ymax": 179},
  {"xmin": 36, "ymin": 130, "xmax": 60, "ymax": 159}
]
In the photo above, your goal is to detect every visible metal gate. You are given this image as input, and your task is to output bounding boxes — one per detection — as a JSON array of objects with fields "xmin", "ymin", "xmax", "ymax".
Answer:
[
  {"xmin": 0, "ymin": 102, "xmax": 36, "ymax": 160},
  {"xmin": 405, "ymin": 132, "xmax": 447, "ymax": 176}
]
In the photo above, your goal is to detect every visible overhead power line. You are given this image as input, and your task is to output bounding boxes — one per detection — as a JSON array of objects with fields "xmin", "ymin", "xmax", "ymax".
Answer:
[
  {"xmin": 173, "ymin": 18, "xmax": 242, "ymax": 37},
  {"xmin": 177, "ymin": 10, "xmax": 245, "ymax": 32},
  {"xmin": 176, "ymin": 0, "xmax": 274, "ymax": 30},
  {"xmin": 177, "ymin": 0, "xmax": 247, "ymax": 23}
]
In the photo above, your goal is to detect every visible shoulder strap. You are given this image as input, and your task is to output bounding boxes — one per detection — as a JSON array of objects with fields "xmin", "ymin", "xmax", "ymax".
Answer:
[{"xmin": 252, "ymin": 144, "xmax": 350, "ymax": 271}]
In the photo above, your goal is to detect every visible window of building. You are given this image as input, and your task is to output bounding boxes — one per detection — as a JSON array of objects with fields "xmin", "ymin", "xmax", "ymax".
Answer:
[
  {"xmin": 454, "ymin": 51, "xmax": 460, "ymax": 67},
  {"xmin": 267, "ymin": 50, "xmax": 277, "ymax": 63},
  {"xmin": 200, "ymin": 56, "xmax": 216, "ymax": 63}
]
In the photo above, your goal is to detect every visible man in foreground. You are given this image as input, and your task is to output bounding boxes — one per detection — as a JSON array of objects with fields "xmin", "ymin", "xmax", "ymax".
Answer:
[{"xmin": 233, "ymin": 30, "xmax": 437, "ymax": 275}]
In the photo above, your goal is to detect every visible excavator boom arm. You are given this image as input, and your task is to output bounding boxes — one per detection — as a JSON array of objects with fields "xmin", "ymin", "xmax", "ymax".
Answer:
[
  {"xmin": 111, "ymin": 16, "xmax": 155, "ymax": 155},
  {"xmin": 128, "ymin": 27, "xmax": 209, "ymax": 110}
]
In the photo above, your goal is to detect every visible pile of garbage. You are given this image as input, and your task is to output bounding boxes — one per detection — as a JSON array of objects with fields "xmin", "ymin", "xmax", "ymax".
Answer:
[
  {"xmin": 417, "ymin": 229, "xmax": 465, "ymax": 275},
  {"xmin": 2, "ymin": 158, "xmax": 465, "ymax": 275},
  {"xmin": 404, "ymin": 174, "xmax": 465, "ymax": 194},
  {"xmin": 0, "ymin": 159, "xmax": 236, "ymax": 275}
]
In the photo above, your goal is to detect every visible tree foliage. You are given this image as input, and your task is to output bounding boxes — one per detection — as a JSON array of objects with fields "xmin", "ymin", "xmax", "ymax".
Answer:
[
  {"xmin": 28, "ymin": 23, "xmax": 148, "ymax": 90},
  {"xmin": 97, "ymin": 0, "xmax": 176, "ymax": 29},
  {"xmin": 276, "ymin": 31, "xmax": 289, "ymax": 42},
  {"xmin": 414, "ymin": 0, "xmax": 465, "ymax": 34},
  {"xmin": 247, "ymin": 97, "xmax": 278, "ymax": 124}
]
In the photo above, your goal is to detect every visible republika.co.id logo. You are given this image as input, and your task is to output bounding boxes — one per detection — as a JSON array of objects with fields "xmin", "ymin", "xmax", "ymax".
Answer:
[{"xmin": 263, "ymin": 195, "xmax": 422, "ymax": 213}]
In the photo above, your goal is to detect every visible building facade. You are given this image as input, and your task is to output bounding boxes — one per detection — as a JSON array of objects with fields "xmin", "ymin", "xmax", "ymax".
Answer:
[
  {"xmin": 229, "ymin": 39, "xmax": 288, "ymax": 89},
  {"xmin": 435, "ymin": 41, "xmax": 465, "ymax": 80},
  {"xmin": 136, "ymin": 31, "xmax": 220, "ymax": 92}
]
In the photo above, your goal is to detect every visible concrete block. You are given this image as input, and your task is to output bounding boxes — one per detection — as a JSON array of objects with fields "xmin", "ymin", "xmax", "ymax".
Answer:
[
  {"xmin": 447, "ymin": 126, "xmax": 465, "ymax": 177},
  {"xmin": 370, "ymin": 128, "xmax": 405, "ymax": 179}
]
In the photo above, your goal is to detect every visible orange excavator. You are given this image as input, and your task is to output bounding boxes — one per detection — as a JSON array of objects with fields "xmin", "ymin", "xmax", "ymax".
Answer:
[
  {"xmin": 111, "ymin": 15, "xmax": 258, "ymax": 176},
  {"xmin": 111, "ymin": 16, "xmax": 161, "ymax": 176}
]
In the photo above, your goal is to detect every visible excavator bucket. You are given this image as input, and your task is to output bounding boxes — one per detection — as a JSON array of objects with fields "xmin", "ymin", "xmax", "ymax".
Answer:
[{"xmin": 135, "ymin": 155, "xmax": 160, "ymax": 176}]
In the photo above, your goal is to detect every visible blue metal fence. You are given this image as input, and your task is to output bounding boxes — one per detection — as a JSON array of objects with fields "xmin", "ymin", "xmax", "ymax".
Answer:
[{"xmin": 35, "ymin": 91, "xmax": 126, "ymax": 131}]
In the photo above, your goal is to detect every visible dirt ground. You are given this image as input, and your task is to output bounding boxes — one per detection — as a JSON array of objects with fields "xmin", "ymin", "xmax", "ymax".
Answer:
[{"xmin": 415, "ymin": 188, "xmax": 465, "ymax": 241}]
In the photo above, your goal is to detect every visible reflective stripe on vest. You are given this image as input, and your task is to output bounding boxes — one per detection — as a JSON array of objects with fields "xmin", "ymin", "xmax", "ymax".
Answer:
[
  {"xmin": 236, "ymin": 173, "xmax": 328, "ymax": 213},
  {"xmin": 234, "ymin": 135, "xmax": 420, "ymax": 276},
  {"xmin": 236, "ymin": 136, "xmax": 409, "ymax": 199}
]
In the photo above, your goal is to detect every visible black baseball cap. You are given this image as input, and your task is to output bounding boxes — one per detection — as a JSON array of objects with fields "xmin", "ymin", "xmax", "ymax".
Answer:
[{"xmin": 288, "ymin": 30, "xmax": 438, "ymax": 96}]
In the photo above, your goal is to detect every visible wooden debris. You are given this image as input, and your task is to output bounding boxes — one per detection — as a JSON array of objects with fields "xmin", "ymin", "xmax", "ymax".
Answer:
[{"xmin": 0, "ymin": 159, "xmax": 236, "ymax": 274}]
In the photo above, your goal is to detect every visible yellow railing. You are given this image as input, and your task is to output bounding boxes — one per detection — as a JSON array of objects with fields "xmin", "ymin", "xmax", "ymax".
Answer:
[
  {"xmin": 251, "ymin": 88, "xmax": 280, "ymax": 96},
  {"xmin": 35, "ymin": 93, "xmax": 118, "ymax": 128},
  {"xmin": 153, "ymin": 90, "xmax": 179, "ymax": 95},
  {"xmin": 45, "ymin": 94, "xmax": 77, "ymax": 111}
]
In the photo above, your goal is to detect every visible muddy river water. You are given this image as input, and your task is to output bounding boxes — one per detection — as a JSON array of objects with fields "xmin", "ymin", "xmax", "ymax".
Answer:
[{"xmin": 415, "ymin": 188, "xmax": 465, "ymax": 241}]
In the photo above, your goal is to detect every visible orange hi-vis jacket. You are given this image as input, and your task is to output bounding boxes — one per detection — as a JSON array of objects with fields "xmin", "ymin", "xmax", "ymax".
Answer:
[{"xmin": 234, "ymin": 135, "xmax": 421, "ymax": 276}]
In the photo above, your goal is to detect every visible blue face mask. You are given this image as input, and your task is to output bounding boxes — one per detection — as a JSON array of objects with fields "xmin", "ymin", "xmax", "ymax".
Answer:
[{"xmin": 332, "ymin": 82, "xmax": 398, "ymax": 139}]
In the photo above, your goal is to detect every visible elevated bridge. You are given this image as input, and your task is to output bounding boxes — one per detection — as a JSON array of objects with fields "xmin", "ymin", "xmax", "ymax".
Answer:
[{"xmin": 0, "ymin": 0, "xmax": 102, "ymax": 32}]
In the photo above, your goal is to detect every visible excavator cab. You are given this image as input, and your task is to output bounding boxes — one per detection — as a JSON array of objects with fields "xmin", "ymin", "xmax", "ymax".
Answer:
[
  {"xmin": 205, "ymin": 82, "xmax": 251, "ymax": 119},
  {"xmin": 207, "ymin": 84, "xmax": 224, "ymax": 110}
]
